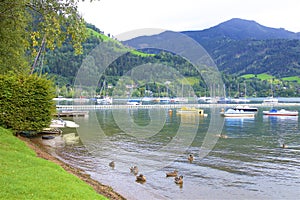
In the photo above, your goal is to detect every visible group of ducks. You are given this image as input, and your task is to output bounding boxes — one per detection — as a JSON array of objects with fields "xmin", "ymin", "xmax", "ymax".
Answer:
[
  {"xmin": 108, "ymin": 154, "xmax": 195, "ymax": 185},
  {"xmin": 166, "ymin": 170, "xmax": 183, "ymax": 184}
]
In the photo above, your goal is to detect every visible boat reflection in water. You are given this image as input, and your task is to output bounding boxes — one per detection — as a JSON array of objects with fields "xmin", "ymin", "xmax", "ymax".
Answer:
[
  {"xmin": 224, "ymin": 116, "xmax": 255, "ymax": 126},
  {"xmin": 263, "ymin": 115, "xmax": 299, "ymax": 122}
]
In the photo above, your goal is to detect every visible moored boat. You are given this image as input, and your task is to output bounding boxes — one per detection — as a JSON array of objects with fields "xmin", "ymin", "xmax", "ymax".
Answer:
[
  {"xmin": 127, "ymin": 99, "xmax": 141, "ymax": 105},
  {"xmin": 221, "ymin": 108, "xmax": 255, "ymax": 117},
  {"xmin": 233, "ymin": 105, "xmax": 258, "ymax": 112},
  {"xmin": 230, "ymin": 98, "xmax": 251, "ymax": 103},
  {"xmin": 96, "ymin": 96, "xmax": 113, "ymax": 105},
  {"xmin": 50, "ymin": 118, "xmax": 66, "ymax": 128},
  {"xmin": 262, "ymin": 97, "xmax": 279, "ymax": 104},
  {"xmin": 263, "ymin": 108, "xmax": 298, "ymax": 116}
]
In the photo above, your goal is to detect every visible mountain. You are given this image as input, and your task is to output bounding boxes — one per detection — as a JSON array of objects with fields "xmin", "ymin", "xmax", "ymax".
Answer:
[
  {"xmin": 182, "ymin": 18, "xmax": 300, "ymax": 41},
  {"xmin": 124, "ymin": 18, "xmax": 300, "ymax": 77},
  {"xmin": 44, "ymin": 20, "xmax": 300, "ymax": 97}
]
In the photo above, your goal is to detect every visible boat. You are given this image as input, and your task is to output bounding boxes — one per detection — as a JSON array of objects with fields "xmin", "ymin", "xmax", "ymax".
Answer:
[
  {"xmin": 96, "ymin": 96, "xmax": 113, "ymax": 105},
  {"xmin": 230, "ymin": 98, "xmax": 251, "ymax": 103},
  {"xmin": 50, "ymin": 119, "xmax": 79, "ymax": 128},
  {"xmin": 233, "ymin": 105, "xmax": 258, "ymax": 112},
  {"xmin": 177, "ymin": 107, "xmax": 208, "ymax": 116},
  {"xmin": 50, "ymin": 118, "xmax": 66, "ymax": 128},
  {"xmin": 217, "ymin": 97, "xmax": 231, "ymax": 104},
  {"xmin": 64, "ymin": 120, "xmax": 80, "ymax": 128},
  {"xmin": 160, "ymin": 97, "xmax": 170, "ymax": 103},
  {"xmin": 173, "ymin": 97, "xmax": 189, "ymax": 103},
  {"xmin": 263, "ymin": 108, "xmax": 298, "ymax": 116},
  {"xmin": 141, "ymin": 97, "xmax": 153, "ymax": 102},
  {"xmin": 263, "ymin": 97, "xmax": 278, "ymax": 104},
  {"xmin": 127, "ymin": 99, "xmax": 141, "ymax": 105},
  {"xmin": 198, "ymin": 96, "xmax": 213, "ymax": 104},
  {"xmin": 220, "ymin": 108, "xmax": 255, "ymax": 117}
]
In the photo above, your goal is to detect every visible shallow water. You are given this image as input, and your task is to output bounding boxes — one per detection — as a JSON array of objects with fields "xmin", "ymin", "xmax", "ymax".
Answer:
[{"xmin": 53, "ymin": 107, "xmax": 300, "ymax": 199}]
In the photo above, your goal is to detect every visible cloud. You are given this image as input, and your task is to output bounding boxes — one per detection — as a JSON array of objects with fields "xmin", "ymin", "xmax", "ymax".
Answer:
[{"xmin": 78, "ymin": 0, "xmax": 300, "ymax": 35}]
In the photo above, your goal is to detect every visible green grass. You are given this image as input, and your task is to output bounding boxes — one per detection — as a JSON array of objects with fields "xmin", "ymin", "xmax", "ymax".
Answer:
[
  {"xmin": 241, "ymin": 73, "xmax": 275, "ymax": 81},
  {"xmin": 256, "ymin": 73, "xmax": 274, "ymax": 80},
  {"xmin": 282, "ymin": 76, "xmax": 300, "ymax": 84},
  {"xmin": 87, "ymin": 28, "xmax": 153, "ymax": 57},
  {"xmin": 180, "ymin": 77, "xmax": 199, "ymax": 85},
  {"xmin": 241, "ymin": 73, "xmax": 300, "ymax": 84},
  {"xmin": 241, "ymin": 74, "xmax": 256, "ymax": 79},
  {"xmin": 87, "ymin": 28, "xmax": 110, "ymax": 41},
  {"xmin": 0, "ymin": 127, "xmax": 107, "ymax": 200}
]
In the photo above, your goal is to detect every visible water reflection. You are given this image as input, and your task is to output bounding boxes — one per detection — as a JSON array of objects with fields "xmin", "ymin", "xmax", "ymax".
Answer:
[{"xmin": 225, "ymin": 117, "xmax": 255, "ymax": 126}]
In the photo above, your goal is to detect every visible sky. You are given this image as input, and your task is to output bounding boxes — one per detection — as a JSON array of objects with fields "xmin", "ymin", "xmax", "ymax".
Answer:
[{"xmin": 78, "ymin": 0, "xmax": 300, "ymax": 37}]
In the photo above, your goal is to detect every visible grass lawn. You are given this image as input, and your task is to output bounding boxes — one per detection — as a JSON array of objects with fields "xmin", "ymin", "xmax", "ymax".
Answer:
[{"xmin": 0, "ymin": 127, "xmax": 107, "ymax": 200}]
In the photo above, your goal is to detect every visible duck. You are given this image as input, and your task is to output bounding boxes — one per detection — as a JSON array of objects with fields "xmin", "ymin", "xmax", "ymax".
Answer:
[
  {"xmin": 130, "ymin": 166, "xmax": 139, "ymax": 175},
  {"xmin": 216, "ymin": 134, "xmax": 228, "ymax": 139},
  {"xmin": 136, "ymin": 174, "xmax": 146, "ymax": 182},
  {"xmin": 166, "ymin": 170, "xmax": 178, "ymax": 177},
  {"xmin": 174, "ymin": 175, "xmax": 183, "ymax": 184},
  {"xmin": 109, "ymin": 161, "xmax": 115, "ymax": 168},
  {"xmin": 188, "ymin": 154, "xmax": 194, "ymax": 163}
]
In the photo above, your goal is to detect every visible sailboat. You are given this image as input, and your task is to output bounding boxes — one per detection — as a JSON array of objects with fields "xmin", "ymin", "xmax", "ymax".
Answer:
[
  {"xmin": 263, "ymin": 97, "xmax": 278, "ymax": 104},
  {"xmin": 231, "ymin": 82, "xmax": 250, "ymax": 103},
  {"xmin": 263, "ymin": 80, "xmax": 278, "ymax": 104},
  {"xmin": 96, "ymin": 80, "xmax": 113, "ymax": 104}
]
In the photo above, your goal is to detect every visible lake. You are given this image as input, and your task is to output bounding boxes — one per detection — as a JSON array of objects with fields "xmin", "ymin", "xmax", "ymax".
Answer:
[{"xmin": 51, "ymin": 106, "xmax": 300, "ymax": 199}]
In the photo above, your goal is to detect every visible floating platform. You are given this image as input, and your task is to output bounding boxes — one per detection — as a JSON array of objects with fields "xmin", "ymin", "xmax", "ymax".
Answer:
[{"xmin": 54, "ymin": 111, "xmax": 89, "ymax": 117}]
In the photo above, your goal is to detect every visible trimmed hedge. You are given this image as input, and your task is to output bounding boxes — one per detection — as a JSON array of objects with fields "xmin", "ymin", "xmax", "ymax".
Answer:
[{"xmin": 0, "ymin": 74, "xmax": 55, "ymax": 133}]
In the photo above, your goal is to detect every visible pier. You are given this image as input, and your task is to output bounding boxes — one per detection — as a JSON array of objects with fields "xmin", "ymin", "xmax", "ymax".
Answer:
[
  {"xmin": 56, "ymin": 103, "xmax": 300, "ymax": 111},
  {"xmin": 54, "ymin": 111, "xmax": 89, "ymax": 117}
]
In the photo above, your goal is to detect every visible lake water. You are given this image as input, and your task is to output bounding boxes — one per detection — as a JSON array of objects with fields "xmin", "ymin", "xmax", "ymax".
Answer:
[{"xmin": 51, "ymin": 106, "xmax": 300, "ymax": 200}]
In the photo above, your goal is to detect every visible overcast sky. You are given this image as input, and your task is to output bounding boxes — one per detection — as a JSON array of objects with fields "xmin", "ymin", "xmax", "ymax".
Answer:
[{"xmin": 78, "ymin": 0, "xmax": 300, "ymax": 36}]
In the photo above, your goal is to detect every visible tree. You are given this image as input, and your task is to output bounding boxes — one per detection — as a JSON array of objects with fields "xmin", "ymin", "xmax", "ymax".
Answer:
[
  {"xmin": 0, "ymin": 0, "xmax": 89, "ymax": 74},
  {"xmin": 0, "ymin": 0, "xmax": 92, "ymax": 133},
  {"xmin": 0, "ymin": 73, "xmax": 56, "ymax": 132},
  {"xmin": 0, "ymin": 0, "xmax": 29, "ymax": 73}
]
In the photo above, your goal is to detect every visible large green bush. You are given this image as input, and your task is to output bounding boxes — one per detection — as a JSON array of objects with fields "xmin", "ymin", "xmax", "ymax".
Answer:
[{"xmin": 0, "ymin": 74, "xmax": 55, "ymax": 133}]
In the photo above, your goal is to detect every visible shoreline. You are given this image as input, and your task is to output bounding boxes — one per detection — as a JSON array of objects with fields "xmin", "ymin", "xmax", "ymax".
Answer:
[{"xmin": 18, "ymin": 135, "xmax": 126, "ymax": 200}]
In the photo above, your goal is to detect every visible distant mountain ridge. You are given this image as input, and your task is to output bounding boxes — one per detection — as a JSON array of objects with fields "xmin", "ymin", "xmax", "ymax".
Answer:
[
  {"xmin": 124, "ymin": 18, "xmax": 300, "ymax": 77},
  {"xmin": 182, "ymin": 18, "xmax": 300, "ymax": 41}
]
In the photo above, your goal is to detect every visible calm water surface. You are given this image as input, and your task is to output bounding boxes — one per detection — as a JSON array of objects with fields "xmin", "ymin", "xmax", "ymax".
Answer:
[{"xmin": 52, "ymin": 106, "xmax": 300, "ymax": 200}]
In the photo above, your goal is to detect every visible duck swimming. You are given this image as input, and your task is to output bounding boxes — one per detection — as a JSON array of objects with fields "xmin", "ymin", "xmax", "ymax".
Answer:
[
  {"xmin": 109, "ymin": 161, "xmax": 115, "ymax": 168},
  {"xmin": 174, "ymin": 175, "xmax": 183, "ymax": 184},
  {"xmin": 136, "ymin": 174, "xmax": 146, "ymax": 182},
  {"xmin": 130, "ymin": 166, "xmax": 139, "ymax": 175},
  {"xmin": 166, "ymin": 170, "xmax": 178, "ymax": 177},
  {"xmin": 188, "ymin": 154, "xmax": 194, "ymax": 162}
]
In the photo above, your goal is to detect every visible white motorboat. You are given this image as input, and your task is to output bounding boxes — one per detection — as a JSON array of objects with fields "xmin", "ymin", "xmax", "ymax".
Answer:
[
  {"xmin": 233, "ymin": 105, "xmax": 258, "ymax": 112},
  {"xmin": 221, "ymin": 108, "xmax": 255, "ymax": 117},
  {"xmin": 263, "ymin": 108, "xmax": 298, "ymax": 116}
]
